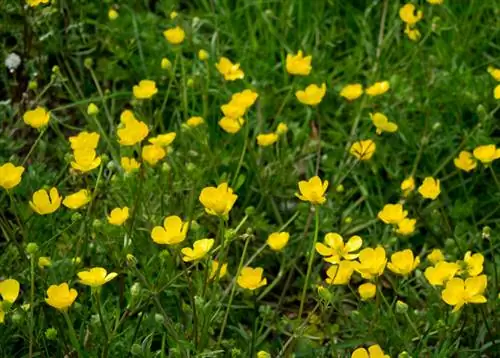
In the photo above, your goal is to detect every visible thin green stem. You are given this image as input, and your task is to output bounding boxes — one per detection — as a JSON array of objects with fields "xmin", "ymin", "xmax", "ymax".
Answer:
[
  {"xmin": 29, "ymin": 254, "xmax": 35, "ymax": 358},
  {"xmin": 62, "ymin": 310, "xmax": 83, "ymax": 357},
  {"xmin": 95, "ymin": 291, "xmax": 109, "ymax": 358}
]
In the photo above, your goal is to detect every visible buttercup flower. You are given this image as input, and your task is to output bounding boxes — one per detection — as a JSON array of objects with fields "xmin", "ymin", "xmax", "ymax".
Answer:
[
  {"xmin": 354, "ymin": 246, "xmax": 387, "ymax": 280},
  {"xmin": 427, "ymin": 0, "xmax": 444, "ymax": 4},
  {"xmin": 163, "ymin": 26, "xmax": 185, "ymax": 44},
  {"xmin": 0, "ymin": 279, "xmax": 20, "ymax": 304},
  {"xmin": 63, "ymin": 189, "xmax": 91, "ymax": 210},
  {"xmin": 428, "ymin": 249, "xmax": 445, "ymax": 264},
  {"xmin": 495, "ymin": 85, "xmax": 500, "ymax": 99},
  {"xmin": 27, "ymin": 0, "xmax": 50, "ymax": 7},
  {"xmin": 487, "ymin": 66, "xmax": 500, "ymax": 81},
  {"xmin": 276, "ymin": 122, "xmax": 288, "ymax": 135},
  {"xmin": 295, "ymin": 83, "xmax": 326, "ymax": 105},
  {"xmin": 38, "ymin": 257, "xmax": 52, "ymax": 268},
  {"xmin": 257, "ymin": 351, "xmax": 271, "ymax": 358},
  {"xmin": 216, "ymin": 57, "xmax": 244, "ymax": 81},
  {"xmin": 315, "ymin": 233, "xmax": 362, "ymax": 264},
  {"xmin": 401, "ymin": 176, "xmax": 415, "ymax": 196},
  {"xmin": 366, "ymin": 81, "xmax": 390, "ymax": 96},
  {"xmin": 267, "ymin": 232, "xmax": 290, "ymax": 251},
  {"xmin": 454, "ymin": 151, "xmax": 477, "ymax": 172},
  {"xmin": 231, "ymin": 90, "xmax": 259, "ymax": 108},
  {"xmin": 199, "ymin": 182, "xmax": 237, "ymax": 216},
  {"xmin": 149, "ymin": 132, "xmax": 176, "ymax": 147},
  {"xmin": 350, "ymin": 140, "xmax": 376, "ymax": 160},
  {"xmin": 45, "ymin": 283, "xmax": 78, "ymax": 311},
  {"xmin": 399, "ymin": 4, "xmax": 423, "ymax": 26},
  {"xmin": 210, "ymin": 260, "xmax": 228, "ymax": 280},
  {"xmin": 425, "ymin": 261, "xmax": 460, "ymax": 286},
  {"xmin": 107, "ymin": 207, "xmax": 129, "ymax": 226},
  {"xmin": 78, "ymin": 267, "xmax": 118, "ymax": 287},
  {"xmin": 71, "ymin": 149, "xmax": 101, "ymax": 173},
  {"xmin": 358, "ymin": 282, "xmax": 376, "ymax": 300},
  {"xmin": 460, "ymin": 251, "xmax": 484, "ymax": 277},
  {"xmin": 352, "ymin": 344, "xmax": 389, "ymax": 358},
  {"xmin": 133, "ymin": 80, "xmax": 158, "ymax": 99},
  {"xmin": 387, "ymin": 249, "xmax": 420, "ymax": 276},
  {"xmin": 286, "ymin": 50, "xmax": 312, "ymax": 76},
  {"xmin": 198, "ymin": 49, "xmax": 209, "ymax": 61},
  {"xmin": 121, "ymin": 157, "xmax": 141, "ymax": 173},
  {"xmin": 181, "ymin": 238, "xmax": 214, "ymax": 262},
  {"xmin": 23, "ymin": 107, "xmax": 50, "ymax": 128},
  {"xmin": 151, "ymin": 216, "xmax": 188, "ymax": 245},
  {"xmin": 378, "ymin": 203, "xmax": 407, "ymax": 224},
  {"xmin": 186, "ymin": 116, "xmax": 204, "ymax": 128},
  {"xmin": 325, "ymin": 261, "xmax": 354, "ymax": 285},
  {"xmin": 396, "ymin": 218, "xmax": 416, "ymax": 235},
  {"xmin": 108, "ymin": 8, "xmax": 118, "ymax": 20},
  {"xmin": 296, "ymin": 176, "xmax": 328, "ymax": 205},
  {"xmin": 257, "ymin": 133, "xmax": 279, "ymax": 147},
  {"xmin": 340, "ymin": 84, "xmax": 363, "ymax": 101},
  {"xmin": 0, "ymin": 163, "xmax": 24, "ymax": 190},
  {"xmin": 237, "ymin": 267, "xmax": 267, "ymax": 290},
  {"xmin": 30, "ymin": 187, "xmax": 62, "ymax": 215},
  {"xmin": 142, "ymin": 145, "xmax": 166, "ymax": 166},
  {"xmin": 405, "ymin": 25, "xmax": 421, "ymax": 41},
  {"xmin": 69, "ymin": 131, "xmax": 100, "ymax": 151},
  {"xmin": 473, "ymin": 144, "xmax": 500, "ymax": 164},
  {"xmin": 418, "ymin": 177, "xmax": 440, "ymax": 200},
  {"xmin": 370, "ymin": 112, "xmax": 397, "ymax": 134},
  {"xmin": 442, "ymin": 275, "xmax": 487, "ymax": 312},
  {"xmin": 117, "ymin": 117, "xmax": 149, "ymax": 146},
  {"xmin": 221, "ymin": 101, "xmax": 246, "ymax": 118},
  {"xmin": 219, "ymin": 117, "xmax": 245, "ymax": 134}
]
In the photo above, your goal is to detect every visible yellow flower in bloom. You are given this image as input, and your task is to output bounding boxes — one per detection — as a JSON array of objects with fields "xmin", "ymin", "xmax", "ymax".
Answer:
[
  {"xmin": 199, "ymin": 182, "xmax": 237, "ymax": 217},
  {"xmin": 418, "ymin": 177, "xmax": 440, "ymax": 200},
  {"xmin": 209, "ymin": 260, "xmax": 228, "ymax": 280},
  {"xmin": 221, "ymin": 101, "xmax": 246, "ymax": 119},
  {"xmin": 216, "ymin": 57, "xmax": 245, "ymax": 81},
  {"xmin": 427, "ymin": 0, "xmax": 443, "ymax": 4},
  {"xmin": 350, "ymin": 140, "xmax": 376, "ymax": 160},
  {"xmin": 377, "ymin": 203, "xmax": 407, "ymax": 224},
  {"xmin": 358, "ymin": 282, "xmax": 376, "ymax": 300},
  {"xmin": 316, "ymin": 233, "xmax": 362, "ymax": 264},
  {"xmin": 487, "ymin": 66, "xmax": 500, "ymax": 81},
  {"xmin": 23, "ymin": 107, "xmax": 50, "ymax": 128},
  {"xmin": 77, "ymin": 267, "xmax": 118, "ymax": 287},
  {"xmin": 63, "ymin": 189, "xmax": 91, "ymax": 210},
  {"xmin": 495, "ymin": 85, "xmax": 500, "ymax": 99},
  {"xmin": 45, "ymin": 283, "xmax": 78, "ymax": 311},
  {"xmin": 296, "ymin": 176, "xmax": 328, "ymax": 205},
  {"xmin": 69, "ymin": 131, "xmax": 100, "ymax": 151},
  {"xmin": 442, "ymin": 275, "xmax": 487, "ymax": 312},
  {"xmin": 87, "ymin": 103, "xmax": 99, "ymax": 115},
  {"xmin": 142, "ymin": 145, "xmax": 166, "ymax": 166},
  {"xmin": 454, "ymin": 151, "xmax": 477, "ymax": 172},
  {"xmin": 354, "ymin": 246, "xmax": 387, "ymax": 280},
  {"xmin": 0, "ymin": 163, "xmax": 25, "ymax": 190},
  {"xmin": 27, "ymin": 0, "xmax": 50, "ymax": 7},
  {"xmin": 38, "ymin": 257, "xmax": 52, "ymax": 268},
  {"xmin": 370, "ymin": 113, "xmax": 397, "ymax": 135},
  {"xmin": 186, "ymin": 116, "xmax": 204, "ymax": 128},
  {"xmin": 473, "ymin": 144, "xmax": 500, "ymax": 164},
  {"xmin": 428, "ymin": 249, "xmax": 445, "ymax": 264},
  {"xmin": 387, "ymin": 249, "xmax": 420, "ymax": 276},
  {"xmin": 352, "ymin": 344, "xmax": 389, "ymax": 358},
  {"xmin": 133, "ymin": 80, "xmax": 158, "ymax": 99},
  {"xmin": 237, "ymin": 267, "xmax": 267, "ymax": 290},
  {"xmin": 107, "ymin": 207, "xmax": 129, "ymax": 226},
  {"xmin": 276, "ymin": 122, "xmax": 288, "ymax": 135},
  {"xmin": 121, "ymin": 157, "xmax": 141, "ymax": 173},
  {"xmin": 0, "ymin": 279, "xmax": 20, "ymax": 303},
  {"xmin": 295, "ymin": 83, "xmax": 326, "ymax": 106},
  {"xmin": 151, "ymin": 216, "xmax": 188, "ymax": 245},
  {"xmin": 29, "ymin": 187, "xmax": 62, "ymax": 215},
  {"xmin": 181, "ymin": 238, "xmax": 214, "ymax": 262},
  {"xmin": 424, "ymin": 261, "xmax": 460, "ymax": 286},
  {"xmin": 198, "ymin": 49, "xmax": 209, "ymax": 61},
  {"xmin": 108, "ymin": 8, "xmax": 118, "ymax": 20},
  {"xmin": 401, "ymin": 176, "xmax": 415, "ymax": 196},
  {"xmin": 149, "ymin": 132, "xmax": 176, "ymax": 147},
  {"xmin": 267, "ymin": 232, "xmax": 290, "ymax": 251},
  {"xmin": 257, "ymin": 133, "xmax": 279, "ymax": 147},
  {"xmin": 325, "ymin": 261, "xmax": 354, "ymax": 285},
  {"xmin": 161, "ymin": 58, "xmax": 172, "ymax": 70},
  {"xmin": 163, "ymin": 26, "xmax": 185, "ymax": 45},
  {"xmin": 257, "ymin": 351, "xmax": 271, "ymax": 358},
  {"xmin": 396, "ymin": 218, "xmax": 416, "ymax": 235},
  {"xmin": 218, "ymin": 117, "xmax": 245, "ymax": 134},
  {"xmin": 399, "ymin": 4, "xmax": 423, "ymax": 26},
  {"xmin": 404, "ymin": 24, "xmax": 421, "ymax": 41},
  {"xmin": 231, "ymin": 89, "xmax": 259, "ymax": 108},
  {"xmin": 461, "ymin": 251, "xmax": 484, "ymax": 277},
  {"xmin": 71, "ymin": 149, "xmax": 101, "ymax": 173},
  {"xmin": 286, "ymin": 50, "xmax": 312, "ymax": 76},
  {"xmin": 340, "ymin": 84, "xmax": 363, "ymax": 101},
  {"xmin": 366, "ymin": 81, "xmax": 390, "ymax": 96}
]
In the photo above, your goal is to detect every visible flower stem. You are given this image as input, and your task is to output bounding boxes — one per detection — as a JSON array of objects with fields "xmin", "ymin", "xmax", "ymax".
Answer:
[
  {"xmin": 95, "ymin": 291, "xmax": 109, "ymax": 358},
  {"xmin": 29, "ymin": 254, "xmax": 35, "ymax": 358},
  {"xmin": 62, "ymin": 310, "xmax": 83, "ymax": 357}
]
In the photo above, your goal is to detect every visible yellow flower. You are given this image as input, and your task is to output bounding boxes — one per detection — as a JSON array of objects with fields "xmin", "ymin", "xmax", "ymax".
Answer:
[
  {"xmin": 404, "ymin": 24, "xmax": 421, "ymax": 41},
  {"xmin": 454, "ymin": 151, "xmax": 477, "ymax": 172},
  {"xmin": 387, "ymin": 249, "xmax": 420, "ymax": 276},
  {"xmin": 216, "ymin": 57, "xmax": 245, "ymax": 81},
  {"xmin": 295, "ymin": 83, "xmax": 326, "ymax": 106},
  {"xmin": 358, "ymin": 282, "xmax": 376, "ymax": 300},
  {"xmin": 186, "ymin": 116, "xmax": 205, "ymax": 128},
  {"xmin": 71, "ymin": 149, "xmax": 101, "ymax": 173},
  {"xmin": 352, "ymin": 344, "xmax": 389, "ymax": 358},
  {"xmin": 427, "ymin": 0, "xmax": 443, "ymax": 4},
  {"xmin": 354, "ymin": 246, "xmax": 387, "ymax": 280},
  {"xmin": 424, "ymin": 261, "xmax": 460, "ymax": 286},
  {"xmin": 149, "ymin": 132, "xmax": 176, "ymax": 147},
  {"xmin": 199, "ymin": 182, "xmax": 237, "ymax": 216},
  {"xmin": 45, "ymin": 283, "xmax": 78, "ymax": 311},
  {"xmin": 161, "ymin": 58, "xmax": 172, "ymax": 70},
  {"xmin": 69, "ymin": 131, "xmax": 100, "ymax": 151},
  {"xmin": 107, "ymin": 207, "xmax": 129, "ymax": 226},
  {"xmin": 181, "ymin": 238, "xmax": 214, "ymax": 262},
  {"xmin": 378, "ymin": 203, "xmax": 408, "ymax": 224},
  {"xmin": 418, "ymin": 177, "xmax": 440, "ymax": 200},
  {"xmin": 77, "ymin": 267, "xmax": 117, "ymax": 287},
  {"xmin": 87, "ymin": 103, "xmax": 99, "ymax": 115},
  {"xmin": 121, "ymin": 157, "xmax": 141, "ymax": 173},
  {"xmin": 461, "ymin": 251, "xmax": 484, "ymax": 277},
  {"xmin": 267, "ymin": 232, "xmax": 290, "ymax": 251},
  {"xmin": 63, "ymin": 189, "xmax": 91, "ymax": 210},
  {"xmin": 350, "ymin": 140, "xmax": 376, "ymax": 160},
  {"xmin": 231, "ymin": 89, "xmax": 259, "ymax": 108},
  {"xmin": 370, "ymin": 112, "xmax": 397, "ymax": 134},
  {"xmin": 366, "ymin": 81, "xmax": 390, "ymax": 96},
  {"xmin": 151, "ymin": 216, "xmax": 188, "ymax": 245},
  {"xmin": 296, "ymin": 176, "xmax": 328, "ymax": 205},
  {"xmin": 163, "ymin": 26, "xmax": 185, "ymax": 45},
  {"xmin": 473, "ymin": 144, "xmax": 500, "ymax": 164},
  {"xmin": 442, "ymin": 275, "xmax": 487, "ymax": 312},
  {"xmin": 399, "ymin": 4, "xmax": 423, "ymax": 26},
  {"xmin": 257, "ymin": 351, "xmax": 271, "ymax": 358},
  {"xmin": 133, "ymin": 80, "xmax": 158, "ymax": 99},
  {"xmin": 0, "ymin": 163, "xmax": 24, "ymax": 190},
  {"xmin": 427, "ymin": 249, "xmax": 445, "ymax": 264},
  {"xmin": 27, "ymin": 0, "xmax": 50, "ymax": 7},
  {"xmin": 209, "ymin": 260, "xmax": 228, "ymax": 280},
  {"xmin": 23, "ymin": 107, "xmax": 50, "ymax": 128},
  {"xmin": 38, "ymin": 257, "xmax": 52, "ymax": 268},
  {"xmin": 340, "ymin": 84, "xmax": 363, "ymax": 101},
  {"xmin": 395, "ymin": 218, "xmax": 416, "ymax": 235},
  {"xmin": 495, "ymin": 84, "xmax": 500, "ymax": 99},
  {"xmin": 198, "ymin": 49, "xmax": 209, "ymax": 61},
  {"xmin": 400, "ymin": 176, "xmax": 415, "ymax": 196},
  {"xmin": 488, "ymin": 66, "xmax": 500, "ymax": 81},
  {"xmin": 142, "ymin": 145, "xmax": 166, "ymax": 166},
  {"xmin": 219, "ymin": 117, "xmax": 245, "ymax": 134},
  {"xmin": 316, "ymin": 233, "xmax": 362, "ymax": 264},
  {"xmin": 286, "ymin": 50, "xmax": 312, "ymax": 76},
  {"xmin": 108, "ymin": 8, "xmax": 118, "ymax": 20},
  {"xmin": 29, "ymin": 187, "xmax": 62, "ymax": 215},
  {"xmin": 257, "ymin": 133, "xmax": 279, "ymax": 147},
  {"xmin": 325, "ymin": 261, "xmax": 354, "ymax": 285},
  {"xmin": 237, "ymin": 267, "xmax": 267, "ymax": 290},
  {"xmin": 276, "ymin": 122, "xmax": 288, "ymax": 135},
  {"xmin": 221, "ymin": 101, "xmax": 246, "ymax": 118},
  {"xmin": 0, "ymin": 279, "xmax": 20, "ymax": 303}
]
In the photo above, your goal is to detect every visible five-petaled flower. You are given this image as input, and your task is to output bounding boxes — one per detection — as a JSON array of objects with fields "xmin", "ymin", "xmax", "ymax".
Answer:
[
  {"xmin": 151, "ymin": 216, "xmax": 189, "ymax": 245},
  {"xmin": 23, "ymin": 107, "xmax": 50, "ymax": 128},
  {"xmin": 163, "ymin": 26, "xmax": 185, "ymax": 44},
  {"xmin": 63, "ymin": 189, "xmax": 91, "ymax": 210},
  {"xmin": 30, "ymin": 187, "xmax": 62, "ymax": 215},
  {"xmin": 107, "ymin": 207, "xmax": 129, "ymax": 226},
  {"xmin": 442, "ymin": 275, "xmax": 487, "ymax": 312},
  {"xmin": 418, "ymin": 177, "xmax": 441, "ymax": 200},
  {"xmin": 199, "ymin": 183, "xmax": 238, "ymax": 217},
  {"xmin": 267, "ymin": 232, "xmax": 290, "ymax": 251},
  {"xmin": 340, "ymin": 84, "xmax": 363, "ymax": 101},
  {"xmin": 454, "ymin": 151, "xmax": 477, "ymax": 172},
  {"xmin": 295, "ymin": 83, "xmax": 326, "ymax": 105},
  {"xmin": 181, "ymin": 238, "xmax": 214, "ymax": 262},
  {"xmin": 237, "ymin": 267, "xmax": 267, "ymax": 290},
  {"xmin": 133, "ymin": 80, "xmax": 158, "ymax": 99},
  {"xmin": 45, "ymin": 283, "xmax": 78, "ymax": 311},
  {"xmin": 316, "ymin": 233, "xmax": 362, "ymax": 264},
  {"xmin": 353, "ymin": 246, "xmax": 387, "ymax": 280},
  {"xmin": 286, "ymin": 50, "xmax": 312, "ymax": 76},
  {"xmin": 378, "ymin": 203, "xmax": 407, "ymax": 224},
  {"xmin": 216, "ymin": 57, "xmax": 244, "ymax": 81},
  {"xmin": 350, "ymin": 140, "xmax": 376, "ymax": 160},
  {"xmin": 296, "ymin": 176, "xmax": 328, "ymax": 205},
  {"xmin": 78, "ymin": 267, "xmax": 118, "ymax": 288},
  {"xmin": 0, "ymin": 163, "xmax": 24, "ymax": 190},
  {"xmin": 352, "ymin": 344, "xmax": 390, "ymax": 358},
  {"xmin": 387, "ymin": 249, "xmax": 420, "ymax": 276}
]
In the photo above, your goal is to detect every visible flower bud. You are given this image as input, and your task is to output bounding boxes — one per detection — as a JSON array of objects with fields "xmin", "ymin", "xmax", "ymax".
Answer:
[
  {"xmin": 130, "ymin": 343, "xmax": 142, "ymax": 355},
  {"xmin": 154, "ymin": 313, "xmax": 164, "ymax": 325},
  {"xmin": 26, "ymin": 242, "xmax": 39, "ymax": 255},
  {"xmin": 336, "ymin": 184, "xmax": 344, "ymax": 193},
  {"xmin": 189, "ymin": 220, "xmax": 200, "ymax": 231},
  {"xmin": 317, "ymin": 285, "xmax": 334, "ymax": 303},
  {"xmin": 395, "ymin": 300, "xmax": 408, "ymax": 314},
  {"xmin": 83, "ymin": 58, "xmax": 93, "ymax": 69},
  {"xmin": 482, "ymin": 226, "xmax": 491, "ymax": 240},
  {"xmin": 130, "ymin": 282, "xmax": 141, "ymax": 297},
  {"xmin": 45, "ymin": 327, "xmax": 58, "ymax": 340},
  {"xmin": 71, "ymin": 212, "xmax": 83, "ymax": 222},
  {"xmin": 28, "ymin": 80, "xmax": 38, "ymax": 90},
  {"xmin": 244, "ymin": 206, "xmax": 255, "ymax": 216},
  {"xmin": 87, "ymin": 103, "xmax": 99, "ymax": 115}
]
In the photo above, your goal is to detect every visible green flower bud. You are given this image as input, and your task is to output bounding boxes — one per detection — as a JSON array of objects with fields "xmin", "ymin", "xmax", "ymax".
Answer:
[
  {"xmin": 398, "ymin": 352, "xmax": 410, "ymax": 358},
  {"xmin": 154, "ymin": 313, "xmax": 164, "ymax": 325},
  {"xmin": 482, "ymin": 226, "xmax": 491, "ymax": 240},
  {"xmin": 189, "ymin": 220, "xmax": 200, "ymax": 231},
  {"xmin": 84, "ymin": 58, "xmax": 93, "ymax": 69},
  {"xmin": 130, "ymin": 282, "xmax": 141, "ymax": 297},
  {"xmin": 26, "ymin": 242, "xmax": 39, "ymax": 255},
  {"xmin": 395, "ymin": 300, "xmax": 408, "ymax": 314},
  {"xmin": 244, "ymin": 206, "xmax": 255, "ymax": 216},
  {"xmin": 71, "ymin": 212, "xmax": 83, "ymax": 222},
  {"xmin": 336, "ymin": 184, "xmax": 344, "ymax": 193},
  {"xmin": 45, "ymin": 327, "xmax": 58, "ymax": 340},
  {"xmin": 28, "ymin": 80, "xmax": 38, "ymax": 90},
  {"xmin": 130, "ymin": 343, "xmax": 142, "ymax": 355}
]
